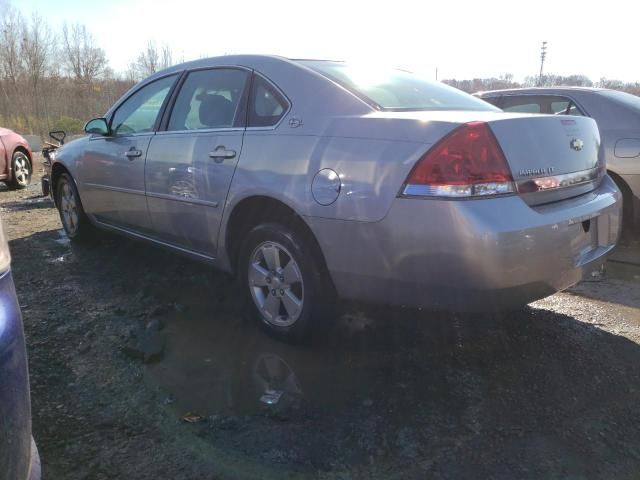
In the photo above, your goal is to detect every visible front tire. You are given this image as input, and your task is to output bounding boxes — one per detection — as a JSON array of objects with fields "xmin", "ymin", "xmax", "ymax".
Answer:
[
  {"xmin": 10, "ymin": 151, "xmax": 31, "ymax": 189},
  {"xmin": 239, "ymin": 223, "xmax": 335, "ymax": 341},
  {"xmin": 56, "ymin": 173, "xmax": 93, "ymax": 241}
]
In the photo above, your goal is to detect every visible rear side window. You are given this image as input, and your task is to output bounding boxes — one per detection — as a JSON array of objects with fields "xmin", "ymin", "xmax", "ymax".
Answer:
[
  {"xmin": 500, "ymin": 95, "xmax": 584, "ymax": 116},
  {"xmin": 301, "ymin": 61, "xmax": 498, "ymax": 112},
  {"xmin": 503, "ymin": 101, "xmax": 541, "ymax": 113},
  {"xmin": 248, "ymin": 75, "xmax": 288, "ymax": 127},
  {"xmin": 167, "ymin": 68, "xmax": 249, "ymax": 131}
]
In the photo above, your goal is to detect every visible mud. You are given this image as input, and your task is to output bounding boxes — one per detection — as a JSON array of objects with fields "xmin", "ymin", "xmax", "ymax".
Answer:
[{"xmin": 3, "ymin": 164, "xmax": 640, "ymax": 479}]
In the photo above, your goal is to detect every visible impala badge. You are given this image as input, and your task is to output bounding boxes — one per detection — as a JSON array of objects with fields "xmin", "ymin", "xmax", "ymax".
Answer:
[
  {"xmin": 570, "ymin": 138, "xmax": 584, "ymax": 151},
  {"xmin": 519, "ymin": 167, "xmax": 555, "ymax": 177}
]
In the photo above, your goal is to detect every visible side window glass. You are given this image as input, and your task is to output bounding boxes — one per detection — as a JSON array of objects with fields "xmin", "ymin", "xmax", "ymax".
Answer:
[
  {"xmin": 552, "ymin": 99, "xmax": 584, "ymax": 116},
  {"xmin": 111, "ymin": 75, "xmax": 177, "ymax": 136},
  {"xmin": 566, "ymin": 103, "xmax": 583, "ymax": 116},
  {"xmin": 551, "ymin": 100, "xmax": 570, "ymax": 114},
  {"xmin": 167, "ymin": 69, "xmax": 249, "ymax": 131},
  {"xmin": 502, "ymin": 99, "xmax": 542, "ymax": 113},
  {"xmin": 248, "ymin": 75, "xmax": 288, "ymax": 127}
]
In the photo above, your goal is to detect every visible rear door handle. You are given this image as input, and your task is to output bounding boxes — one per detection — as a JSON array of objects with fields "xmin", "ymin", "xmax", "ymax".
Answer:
[
  {"xmin": 209, "ymin": 146, "xmax": 236, "ymax": 163},
  {"xmin": 125, "ymin": 148, "xmax": 143, "ymax": 159}
]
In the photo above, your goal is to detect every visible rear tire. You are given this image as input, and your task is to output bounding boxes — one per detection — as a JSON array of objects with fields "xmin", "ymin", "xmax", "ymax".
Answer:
[
  {"xmin": 9, "ymin": 151, "xmax": 31, "ymax": 189},
  {"xmin": 238, "ymin": 223, "xmax": 335, "ymax": 341},
  {"xmin": 56, "ymin": 173, "xmax": 94, "ymax": 241}
]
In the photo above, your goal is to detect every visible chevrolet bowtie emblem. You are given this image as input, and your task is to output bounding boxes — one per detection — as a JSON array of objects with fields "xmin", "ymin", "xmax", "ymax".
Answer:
[{"xmin": 570, "ymin": 138, "xmax": 584, "ymax": 151}]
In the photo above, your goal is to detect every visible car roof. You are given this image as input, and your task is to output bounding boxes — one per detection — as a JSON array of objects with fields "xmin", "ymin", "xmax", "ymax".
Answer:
[
  {"xmin": 476, "ymin": 86, "xmax": 609, "ymax": 96},
  {"xmin": 148, "ymin": 54, "xmax": 336, "ymax": 78}
]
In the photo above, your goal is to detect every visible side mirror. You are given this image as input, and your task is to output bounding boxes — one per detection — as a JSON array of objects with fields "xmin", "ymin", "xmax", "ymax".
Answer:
[{"xmin": 84, "ymin": 118, "xmax": 109, "ymax": 136}]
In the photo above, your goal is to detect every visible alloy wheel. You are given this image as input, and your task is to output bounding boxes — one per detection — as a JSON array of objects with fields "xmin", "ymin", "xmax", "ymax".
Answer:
[
  {"xmin": 59, "ymin": 181, "xmax": 79, "ymax": 235},
  {"xmin": 14, "ymin": 154, "xmax": 30, "ymax": 187},
  {"xmin": 248, "ymin": 241, "xmax": 304, "ymax": 327}
]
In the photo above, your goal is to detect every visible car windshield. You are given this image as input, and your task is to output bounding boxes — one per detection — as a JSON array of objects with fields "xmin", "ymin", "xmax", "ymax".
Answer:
[
  {"xmin": 301, "ymin": 60, "xmax": 499, "ymax": 112},
  {"xmin": 597, "ymin": 89, "xmax": 640, "ymax": 111}
]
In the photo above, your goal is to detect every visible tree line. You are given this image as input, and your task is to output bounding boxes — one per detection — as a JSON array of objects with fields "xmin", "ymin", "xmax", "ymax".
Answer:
[
  {"xmin": 0, "ymin": 3, "xmax": 177, "ymax": 139},
  {"xmin": 443, "ymin": 73, "xmax": 640, "ymax": 95}
]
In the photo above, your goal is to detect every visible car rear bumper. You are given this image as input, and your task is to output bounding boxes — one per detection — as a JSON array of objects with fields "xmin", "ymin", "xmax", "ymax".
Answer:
[{"xmin": 310, "ymin": 175, "xmax": 622, "ymax": 311}]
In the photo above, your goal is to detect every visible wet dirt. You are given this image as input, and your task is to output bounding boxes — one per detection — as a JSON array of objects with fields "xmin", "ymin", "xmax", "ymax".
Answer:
[{"xmin": 3, "ymin": 166, "xmax": 640, "ymax": 479}]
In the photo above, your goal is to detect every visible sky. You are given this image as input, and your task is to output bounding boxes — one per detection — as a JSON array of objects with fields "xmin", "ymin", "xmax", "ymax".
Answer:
[{"xmin": 9, "ymin": 0, "xmax": 640, "ymax": 82}]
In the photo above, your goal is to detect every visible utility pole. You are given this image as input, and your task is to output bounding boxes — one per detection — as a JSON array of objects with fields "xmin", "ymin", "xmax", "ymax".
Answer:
[
  {"xmin": 538, "ymin": 41, "xmax": 548, "ymax": 86},
  {"xmin": 435, "ymin": 67, "xmax": 438, "ymax": 81}
]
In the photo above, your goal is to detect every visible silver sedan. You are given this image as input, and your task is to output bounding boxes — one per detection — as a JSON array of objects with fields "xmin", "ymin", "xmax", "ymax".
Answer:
[{"xmin": 49, "ymin": 56, "xmax": 621, "ymax": 339}]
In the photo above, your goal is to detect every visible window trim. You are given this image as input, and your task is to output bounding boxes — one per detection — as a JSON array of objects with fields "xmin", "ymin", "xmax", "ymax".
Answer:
[
  {"xmin": 246, "ymin": 72, "xmax": 291, "ymax": 131},
  {"xmin": 107, "ymin": 72, "xmax": 183, "ymax": 137},
  {"xmin": 158, "ymin": 65, "xmax": 253, "ymax": 134}
]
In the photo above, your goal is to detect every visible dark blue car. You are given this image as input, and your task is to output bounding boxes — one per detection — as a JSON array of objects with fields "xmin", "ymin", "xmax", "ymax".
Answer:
[{"xmin": 0, "ymin": 223, "xmax": 40, "ymax": 480}]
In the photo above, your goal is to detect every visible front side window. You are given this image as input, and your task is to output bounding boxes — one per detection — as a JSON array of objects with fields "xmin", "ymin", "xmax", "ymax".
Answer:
[
  {"xmin": 248, "ymin": 75, "xmax": 288, "ymax": 127},
  {"xmin": 301, "ymin": 60, "xmax": 498, "ymax": 112},
  {"xmin": 167, "ymin": 68, "xmax": 249, "ymax": 131},
  {"xmin": 111, "ymin": 75, "xmax": 177, "ymax": 136}
]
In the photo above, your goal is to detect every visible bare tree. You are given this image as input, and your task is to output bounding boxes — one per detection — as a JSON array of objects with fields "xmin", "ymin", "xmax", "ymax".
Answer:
[
  {"xmin": 133, "ymin": 41, "xmax": 173, "ymax": 79},
  {"xmin": 61, "ymin": 22, "xmax": 107, "ymax": 83},
  {"xmin": 135, "ymin": 41, "xmax": 160, "ymax": 78},
  {"xmin": 22, "ymin": 13, "xmax": 55, "ymax": 130},
  {"xmin": 0, "ymin": 6, "xmax": 24, "ymax": 90},
  {"xmin": 0, "ymin": 6, "xmax": 26, "ymax": 126},
  {"xmin": 161, "ymin": 44, "xmax": 172, "ymax": 70}
]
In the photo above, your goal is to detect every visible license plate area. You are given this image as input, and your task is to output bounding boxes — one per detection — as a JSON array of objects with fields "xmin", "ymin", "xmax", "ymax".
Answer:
[{"xmin": 571, "ymin": 216, "xmax": 599, "ymax": 257}]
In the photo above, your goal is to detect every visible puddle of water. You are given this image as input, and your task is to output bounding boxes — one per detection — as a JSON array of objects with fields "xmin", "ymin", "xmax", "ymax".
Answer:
[
  {"xmin": 146, "ymin": 299, "xmax": 451, "ymax": 418},
  {"xmin": 47, "ymin": 253, "xmax": 72, "ymax": 264}
]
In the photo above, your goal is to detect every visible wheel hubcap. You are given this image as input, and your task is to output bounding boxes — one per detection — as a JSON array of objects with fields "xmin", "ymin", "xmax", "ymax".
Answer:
[
  {"xmin": 60, "ymin": 182, "xmax": 79, "ymax": 234},
  {"xmin": 14, "ymin": 155, "xmax": 29, "ymax": 186},
  {"xmin": 248, "ymin": 241, "xmax": 304, "ymax": 327}
]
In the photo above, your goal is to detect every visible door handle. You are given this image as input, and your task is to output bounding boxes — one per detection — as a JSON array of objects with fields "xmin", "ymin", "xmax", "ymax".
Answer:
[
  {"xmin": 209, "ymin": 146, "xmax": 236, "ymax": 163},
  {"xmin": 125, "ymin": 148, "xmax": 143, "ymax": 159}
]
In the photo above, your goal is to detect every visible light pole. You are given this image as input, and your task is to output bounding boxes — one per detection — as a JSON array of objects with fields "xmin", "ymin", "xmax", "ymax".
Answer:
[{"xmin": 539, "ymin": 41, "xmax": 548, "ymax": 86}]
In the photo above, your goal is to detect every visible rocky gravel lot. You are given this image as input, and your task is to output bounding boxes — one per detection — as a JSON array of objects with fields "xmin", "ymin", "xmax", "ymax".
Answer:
[{"xmin": 3, "ymin": 168, "xmax": 640, "ymax": 479}]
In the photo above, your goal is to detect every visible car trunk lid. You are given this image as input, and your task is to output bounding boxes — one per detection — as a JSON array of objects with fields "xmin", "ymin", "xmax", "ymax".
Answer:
[{"xmin": 487, "ymin": 114, "xmax": 602, "ymax": 205}]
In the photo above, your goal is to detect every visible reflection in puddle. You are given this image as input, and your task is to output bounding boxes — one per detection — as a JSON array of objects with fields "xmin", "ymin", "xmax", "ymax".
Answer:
[
  {"xmin": 146, "ymin": 302, "xmax": 444, "ymax": 418},
  {"xmin": 148, "ymin": 309, "xmax": 355, "ymax": 416},
  {"xmin": 254, "ymin": 352, "xmax": 303, "ymax": 406},
  {"xmin": 54, "ymin": 229, "xmax": 71, "ymax": 247}
]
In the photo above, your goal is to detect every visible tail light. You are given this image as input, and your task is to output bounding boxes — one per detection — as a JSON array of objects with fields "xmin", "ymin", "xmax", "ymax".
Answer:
[{"xmin": 401, "ymin": 122, "xmax": 515, "ymax": 198}]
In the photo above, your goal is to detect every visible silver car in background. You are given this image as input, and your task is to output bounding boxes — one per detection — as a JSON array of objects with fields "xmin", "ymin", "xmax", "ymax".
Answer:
[
  {"xmin": 475, "ymin": 87, "xmax": 640, "ymax": 230},
  {"xmin": 49, "ymin": 56, "xmax": 621, "ymax": 340}
]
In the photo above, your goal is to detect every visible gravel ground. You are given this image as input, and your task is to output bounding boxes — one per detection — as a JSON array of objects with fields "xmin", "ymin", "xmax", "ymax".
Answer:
[{"xmin": 3, "ymin": 166, "xmax": 640, "ymax": 479}]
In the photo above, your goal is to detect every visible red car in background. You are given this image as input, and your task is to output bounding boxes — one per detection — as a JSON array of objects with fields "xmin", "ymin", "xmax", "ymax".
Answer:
[{"xmin": 0, "ymin": 128, "xmax": 33, "ymax": 189}]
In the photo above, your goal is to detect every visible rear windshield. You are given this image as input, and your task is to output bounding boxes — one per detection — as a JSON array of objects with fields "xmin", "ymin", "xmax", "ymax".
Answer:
[
  {"xmin": 301, "ymin": 61, "xmax": 498, "ymax": 112},
  {"xmin": 597, "ymin": 90, "xmax": 640, "ymax": 111}
]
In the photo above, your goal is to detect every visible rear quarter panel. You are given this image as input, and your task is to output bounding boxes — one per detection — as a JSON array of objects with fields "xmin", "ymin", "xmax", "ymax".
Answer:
[{"xmin": 570, "ymin": 91, "xmax": 640, "ymax": 179}]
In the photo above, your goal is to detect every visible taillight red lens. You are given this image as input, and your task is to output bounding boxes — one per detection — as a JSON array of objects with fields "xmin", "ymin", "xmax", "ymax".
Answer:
[{"xmin": 402, "ymin": 122, "xmax": 515, "ymax": 198}]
